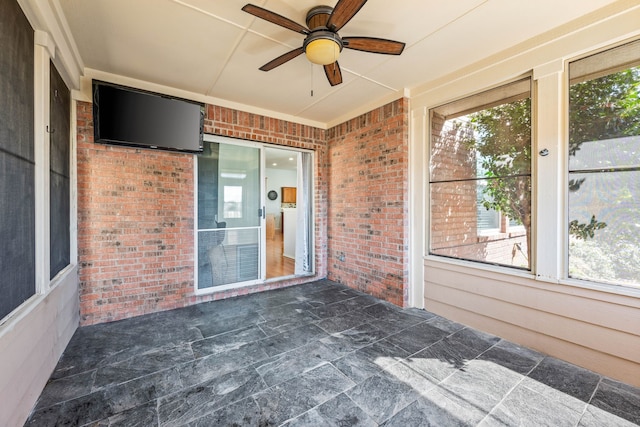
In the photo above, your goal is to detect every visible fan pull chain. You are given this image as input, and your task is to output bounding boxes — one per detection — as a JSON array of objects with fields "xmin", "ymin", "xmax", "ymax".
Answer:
[{"xmin": 310, "ymin": 63, "xmax": 314, "ymax": 97}]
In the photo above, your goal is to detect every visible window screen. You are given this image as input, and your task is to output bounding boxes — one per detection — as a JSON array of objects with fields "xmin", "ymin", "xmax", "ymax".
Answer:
[
  {"xmin": 429, "ymin": 79, "xmax": 532, "ymax": 269},
  {"xmin": 568, "ymin": 40, "xmax": 640, "ymax": 287},
  {"xmin": 0, "ymin": 0, "xmax": 36, "ymax": 319},
  {"xmin": 50, "ymin": 61, "xmax": 71, "ymax": 279}
]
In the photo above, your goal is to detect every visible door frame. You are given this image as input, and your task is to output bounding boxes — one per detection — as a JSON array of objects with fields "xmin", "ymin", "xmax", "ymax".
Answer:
[{"xmin": 194, "ymin": 134, "xmax": 315, "ymax": 295}]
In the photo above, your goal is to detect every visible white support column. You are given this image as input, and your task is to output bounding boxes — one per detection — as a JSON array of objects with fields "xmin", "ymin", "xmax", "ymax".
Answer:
[
  {"xmin": 408, "ymin": 106, "xmax": 426, "ymax": 308},
  {"xmin": 34, "ymin": 30, "xmax": 56, "ymax": 293},
  {"xmin": 533, "ymin": 59, "xmax": 566, "ymax": 283}
]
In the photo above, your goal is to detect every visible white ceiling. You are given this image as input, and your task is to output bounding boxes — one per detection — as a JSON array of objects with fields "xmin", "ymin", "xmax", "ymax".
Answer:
[{"xmin": 57, "ymin": 0, "xmax": 619, "ymax": 126}]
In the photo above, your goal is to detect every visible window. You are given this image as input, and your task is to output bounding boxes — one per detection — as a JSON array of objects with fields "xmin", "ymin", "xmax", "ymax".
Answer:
[
  {"xmin": 50, "ymin": 62, "xmax": 71, "ymax": 279},
  {"xmin": 0, "ymin": 0, "xmax": 35, "ymax": 319},
  {"xmin": 429, "ymin": 78, "xmax": 532, "ymax": 269},
  {"xmin": 223, "ymin": 185, "xmax": 243, "ymax": 219},
  {"xmin": 568, "ymin": 40, "xmax": 640, "ymax": 287}
]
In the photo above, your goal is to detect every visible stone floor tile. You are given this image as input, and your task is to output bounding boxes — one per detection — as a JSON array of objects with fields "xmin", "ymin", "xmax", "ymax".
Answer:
[
  {"xmin": 382, "ymin": 359, "xmax": 439, "ymax": 398},
  {"xmin": 34, "ymin": 369, "xmax": 96, "ymax": 411},
  {"xmin": 402, "ymin": 335, "xmax": 484, "ymax": 382},
  {"xmin": 26, "ymin": 280, "xmax": 640, "ymax": 427},
  {"xmin": 381, "ymin": 395, "xmax": 475, "ymax": 427},
  {"xmin": 284, "ymin": 393, "xmax": 377, "ymax": 427},
  {"xmin": 447, "ymin": 327, "xmax": 500, "ymax": 354},
  {"xmin": 177, "ymin": 341, "xmax": 270, "ymax": 388},
  {"xmin": 254, "ymin": 340, "xmax": 338, "ymax": 386},
  {"xmin": 590, "ymin": 377, "xmax": 640, "ymax": 425},
  {"xmin": 253, "ymin": 364, "xmax": 356, "ymax": 426},
  {"xmin": 194, "ymin": 310, "xmax": 263, "ymax": 338},
  {"xmin": 258, "ymin": 301, "xmax": 318, "ymax": 323},
  {"xmin": 315, "ymin": 310, "xmax": 376, "ymax": 334},
  {"xmin": 477, "ymin": 339, "xmax": 544, "ymax": 375},
  {"xmin": 321, "ymin": 323, "xmax": 389, "ymax": 355},
  {"xmin": 519, "ymin": 376, "xmax": 588, "ymax": 414},
  {"xmin": 579, "ymin": 404, "xmax": 640, "ymax": 427},
  {"xmin": 190, "ymin": 325, "xmax": 266, "ymax": 358},
  {"xmin": 92, "ymin": 401, "xmax": 159, "ymax": 427},
  {"xmin": 157, "ymin": 366, "xmax": 266, "ymax": 426},
  {"xmin": 258, "ymin": 310, "xmax": 319, "ymax": 336},
  {"xmin": 385, "ymin": 321, "xmax": 450, "ymax": 355},
  {"xmin": 480, "ymin": 381, "xmax": 582, "ymax": 427},
  {"xmin": 334, "ymin": 339, "xmax": 409, "ymax": 383},
  {"xmin": 347, "ymin": 373, "xmax": 420, "ymax": 423},
  {"xmin": 528, "ymin": 356, "xmax": 601, "ymax": 403},
  {"xmin": 94, "ymin": 343, "xmax": 194, "ymax": 388},
  {"xmin": 186, "ymin": 397, "xmax": 262, "ymax": 427},
  {"xmin": 260, "ymin": 323, "xmax": 329, "ymax": 357},
  {"xmin": 424, "ymin": 315, "xmax": 466, "ymax": 335},
  {"xmin": 438, "ymin": 358, "xmax": 523, "ymax": 416}
]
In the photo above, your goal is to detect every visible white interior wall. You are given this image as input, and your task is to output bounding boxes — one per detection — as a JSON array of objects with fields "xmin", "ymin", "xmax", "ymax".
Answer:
[
  {"xmin": 266, "ymin": 168, "xmax": 297, "ymax": 229},
  {"xmin": 410, "ymin": 3, "xmax": 640, "ymax": 386}
]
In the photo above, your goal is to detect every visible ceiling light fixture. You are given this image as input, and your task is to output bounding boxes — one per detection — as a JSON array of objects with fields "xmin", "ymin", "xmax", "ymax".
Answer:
[{"xmin": 303, "ymin": 30, "xmax": 342, "ymax": 65}]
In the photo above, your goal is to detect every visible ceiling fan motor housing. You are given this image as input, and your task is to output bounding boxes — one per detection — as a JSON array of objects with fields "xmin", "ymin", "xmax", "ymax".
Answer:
[
  {"xmin": 303, "ymin": 6, "xmax": 343, "ymax": 65},
  {"xmin": 306, "ymin": 5, "xmax": 333, "ymax": 29}
]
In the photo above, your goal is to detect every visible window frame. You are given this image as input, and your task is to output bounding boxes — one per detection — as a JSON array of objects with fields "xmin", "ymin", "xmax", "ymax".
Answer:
[
  {"xmin": 563, "ymin": 39, "xmax": 640, "ymax": 290},
  {"xmin": 427, "ymin": 77, "xmax": 533, "ymax": 272}
]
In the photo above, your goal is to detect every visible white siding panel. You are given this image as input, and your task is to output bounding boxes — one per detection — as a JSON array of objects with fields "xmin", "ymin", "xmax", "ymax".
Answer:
[
  {"xmin": 425, "ymin": 298, "xmax": 640, "ymax": 385},
  {"xmin": 426, "ymin": 280, "xmax": 640, "ymax": 363},
  {"xmin": 424, "ymin": 261, "xmax": 640, "ymax": 386},
  {"xmin": 0, "ymin": 266, "xmax": 79, "ymax": 427},
  {"xmin": 427, "ymin": 263, "xmax": 640, "ymax": 335}
]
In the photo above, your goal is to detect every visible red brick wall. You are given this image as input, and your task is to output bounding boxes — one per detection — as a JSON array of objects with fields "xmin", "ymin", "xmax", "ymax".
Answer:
[
  {"xmin": 326, "ymin": 99, "xmax": 409, "ymax": 306},
  {"xmin": 77, "ymin": 101, "xmax": 328, "ymax": 325}
]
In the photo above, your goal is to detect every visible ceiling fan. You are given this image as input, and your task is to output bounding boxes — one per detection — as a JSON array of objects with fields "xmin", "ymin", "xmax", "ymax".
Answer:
[{"xmin": 242, "ymin": 0, "xmax": 405, "ymax": 86}]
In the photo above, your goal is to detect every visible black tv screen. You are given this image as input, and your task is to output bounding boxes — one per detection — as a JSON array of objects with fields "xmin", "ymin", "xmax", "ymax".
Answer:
[{"xmin": 93, "ymin": 80, "xmax": 204, "ymax": 153}]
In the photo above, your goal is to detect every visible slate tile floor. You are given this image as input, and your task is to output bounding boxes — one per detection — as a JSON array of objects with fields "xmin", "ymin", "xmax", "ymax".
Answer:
[{"xmin": 26, "ymin": 280, "xmax": 640, "ymax": 426}]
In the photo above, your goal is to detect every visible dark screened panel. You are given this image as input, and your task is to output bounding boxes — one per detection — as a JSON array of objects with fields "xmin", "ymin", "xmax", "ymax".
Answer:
[
  {"xmin": 0, "ymin": 0, "xmax": 36, "ymax": 318},
  {"xmin": 50, "ymin": 62, "xmax": 71, "ymax": 279}
]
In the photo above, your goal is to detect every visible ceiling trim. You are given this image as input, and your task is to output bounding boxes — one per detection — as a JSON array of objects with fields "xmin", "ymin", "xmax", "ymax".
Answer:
[{"xmin": 19, "ymin": 0, "xmax": 84, "ymax": 90}]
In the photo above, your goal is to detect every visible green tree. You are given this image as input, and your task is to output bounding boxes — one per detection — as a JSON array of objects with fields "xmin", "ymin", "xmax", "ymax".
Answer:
[
  {"xmin": 465, "ymin": 66, "xmax": 639, "ymax": 280},
  {"xmin": 470, "ymin": 98, "xmax": 532, "ymax": 260}
]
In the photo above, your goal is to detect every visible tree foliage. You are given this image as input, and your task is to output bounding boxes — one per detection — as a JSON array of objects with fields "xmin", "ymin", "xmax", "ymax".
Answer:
[
  {"xmin": 463, "ymin": 65, "xmax": 639, "ymax": 283},
  {"xmin": 471, "ymin": 98, "xmax": 531, "ymax": 226},
  {"xmin": 569, "ymin": 68, "xmax": 640, "ymax": 151}
]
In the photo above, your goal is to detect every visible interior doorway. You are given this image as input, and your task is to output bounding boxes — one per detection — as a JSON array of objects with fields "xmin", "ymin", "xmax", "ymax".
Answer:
[{"xmin": 265, "ymin": 147, "xmax": 297, "ymax": 279}]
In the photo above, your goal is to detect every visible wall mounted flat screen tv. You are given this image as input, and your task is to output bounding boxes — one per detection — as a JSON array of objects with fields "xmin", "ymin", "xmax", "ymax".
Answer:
[{"xmin": 93, "ymin": 80, "xmax": 204, "ymax": 153}]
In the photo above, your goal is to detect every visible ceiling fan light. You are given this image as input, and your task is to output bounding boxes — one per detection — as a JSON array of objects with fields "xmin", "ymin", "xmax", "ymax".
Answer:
[{"xmin": 304, "ymin": 33, "xmax": 341, "ymax": 65}]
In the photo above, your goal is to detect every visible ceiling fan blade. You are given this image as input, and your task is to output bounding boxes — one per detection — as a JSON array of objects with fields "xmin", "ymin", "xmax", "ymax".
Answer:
[
  {"xmin": 323, "ymin": 62, "xmax": 343, "ymax": 86},
  {"xmin": 326, "ymin": 0, "xmax": 367, "ymax": 32},
  {"xmin": 259, "ymin": 47, "xmax": 305, "ymax": 71},
  {"xmin": 342, "ymin": 37, "xmax": 405, "ymax": 55},
  {"xmin": 242, "ymin": 4, "xmax": 309, "ymax": 35}
]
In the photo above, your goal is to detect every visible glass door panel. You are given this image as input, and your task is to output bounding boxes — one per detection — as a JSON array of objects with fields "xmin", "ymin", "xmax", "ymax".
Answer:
[{"xmin": 197, "ymin": 141, "xmax": 262, "ymax": 290}]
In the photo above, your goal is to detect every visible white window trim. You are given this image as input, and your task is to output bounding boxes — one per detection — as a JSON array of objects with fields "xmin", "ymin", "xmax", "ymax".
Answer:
[{"xmin": 1, "ymin": 31, "xmax": 77, "ymax": 326}]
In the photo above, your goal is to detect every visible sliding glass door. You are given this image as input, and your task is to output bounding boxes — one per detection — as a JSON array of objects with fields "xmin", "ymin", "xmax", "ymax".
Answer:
[
  {"xmin": 196, "ymin": 135, "xmax": 314, "ymax": 293},
  {"xmin": 197, "ymin": 139, "xmax": 262, "ymax": 291}
]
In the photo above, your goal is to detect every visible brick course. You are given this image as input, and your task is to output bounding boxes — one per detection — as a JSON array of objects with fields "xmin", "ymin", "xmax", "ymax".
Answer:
[{"xmin": 326, "ymin": 99, "xmax": 410, "ymax": 306}]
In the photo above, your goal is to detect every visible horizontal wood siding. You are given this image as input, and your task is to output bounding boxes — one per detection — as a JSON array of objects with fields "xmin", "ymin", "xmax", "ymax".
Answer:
[{"xmin": 424, "ymin": 260, "xmax": 640, "ymax": 386}]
